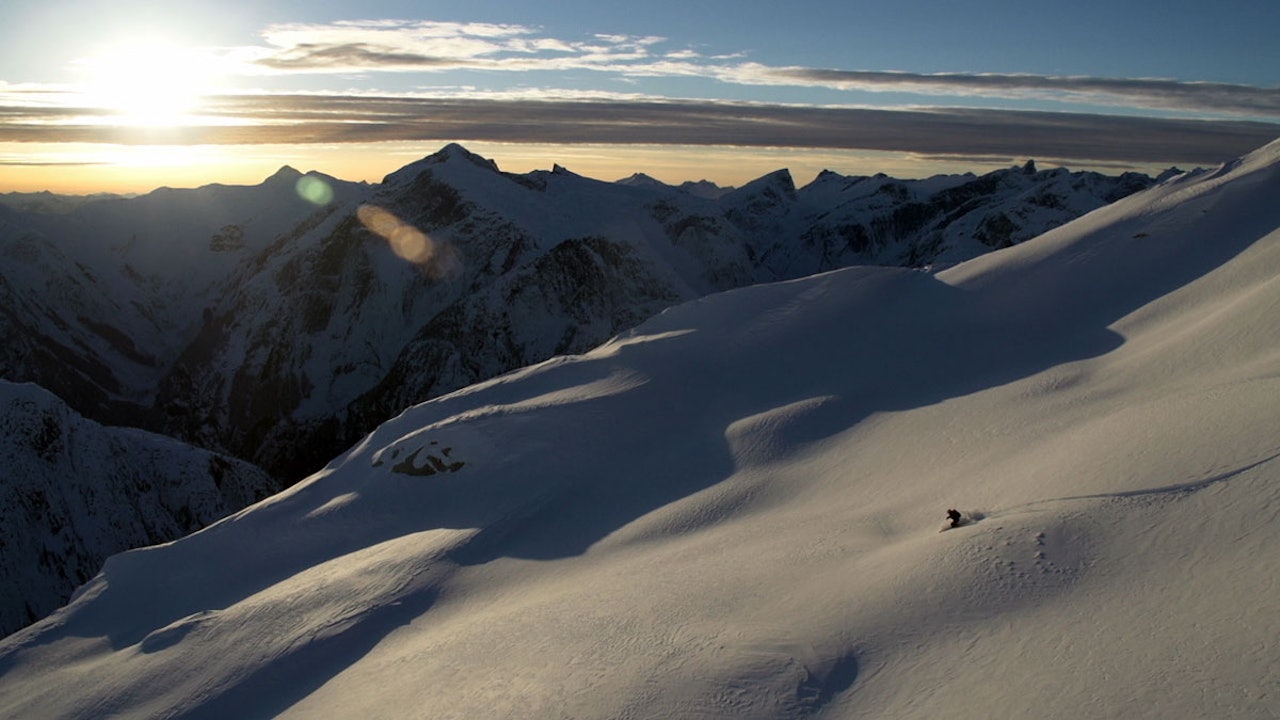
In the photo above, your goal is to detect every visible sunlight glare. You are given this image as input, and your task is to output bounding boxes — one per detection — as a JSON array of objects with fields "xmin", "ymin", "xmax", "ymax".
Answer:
[{"xmin": 75, "ymin": 39, "xmax": 225, "ymax": 127}]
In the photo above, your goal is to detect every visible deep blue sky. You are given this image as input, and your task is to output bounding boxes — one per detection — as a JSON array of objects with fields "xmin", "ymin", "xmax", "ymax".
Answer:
[{"xmin": 2, "ymin": 0, "xmax": 1277, "ymax": 191}]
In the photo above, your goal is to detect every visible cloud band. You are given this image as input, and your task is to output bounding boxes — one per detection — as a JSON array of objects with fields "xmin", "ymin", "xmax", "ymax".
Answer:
[{"xmin": 1, "ymin": 95, "xmax": 1274, "ymax": 166}]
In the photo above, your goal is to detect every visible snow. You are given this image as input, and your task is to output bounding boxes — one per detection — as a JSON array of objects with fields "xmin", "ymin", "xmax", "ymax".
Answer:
[
  {"xmin": 2, "ymin": 137, "xmax": 1279, "ymax": 718},
  {"xmin": 1, "ymin": 143, "xmax": 1158, "ymax": 487},
  {"xmin": 0, "ymin": 170, "xmax": 367, "ymax": 404},
  {"xmin": 0, "ymin": 380, "xmax": 278, "ymax": 637}
]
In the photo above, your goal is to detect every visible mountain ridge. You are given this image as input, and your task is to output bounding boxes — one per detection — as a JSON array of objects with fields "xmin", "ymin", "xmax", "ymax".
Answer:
[
  {"xmin": 0, "ymin": 379, "xmax": 279, "ymax": 637},
  {"xmin": 0, "ymin": 145, "xmax": 1214, "ymax": 636},
  {"xmin": 0, "ymin": 144, "xmax": 1171, "ymax": 483},
  {"xmin": 1, "ymin": 137, "xmax": 1276, "ymax": 718}
]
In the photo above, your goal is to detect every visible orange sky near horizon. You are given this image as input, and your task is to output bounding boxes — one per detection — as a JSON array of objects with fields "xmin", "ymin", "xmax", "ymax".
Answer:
[
  {"xmin": 0, "ymin": 140, "xmax": 1180, "ymax": 196},
  {"xmin": 2, "ymin": 5, "xmax": 1275, "ymax": 197}
]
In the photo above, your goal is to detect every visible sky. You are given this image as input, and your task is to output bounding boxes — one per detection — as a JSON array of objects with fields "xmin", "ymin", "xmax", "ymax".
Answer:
[{"xmin": 1, "ymin": 0, "xmax": 1278, "ymax": 193}]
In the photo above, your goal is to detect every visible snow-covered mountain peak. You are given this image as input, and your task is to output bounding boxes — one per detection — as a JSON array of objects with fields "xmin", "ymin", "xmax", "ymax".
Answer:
[
  {"xmin": 3, "ymin": 135, "xmax": 1280, "ymax": 716},
  {"xmin": 4, "ymin": 137, "xmax": 1280, "ymax": 718},
  {"xmin": 795, "ymin": 168, "xmax": 880, "ymax": 202},
  {"xmin": 264, "ymin": 165, "xmax": 304, "ymax": 185},
  {"xmin": 940, "ymin": 132, "xmax": 1280, "ymax": 314},
  {"xmin": 380, "ymin": 143, "xmax": 505, "ymax": 190},
  {"xmin": 677, "ymin": 179, "xmax": 732, "ymax": 199},
  {"xmin": 807, "ymin": 168, "xmax": 866, "ymax": 189},
  {"xmin": 425, "ymin": 142, "xmax": 502, "ymax": 172},
  {"xmin": 0, "ymin": 138, "xmax": 1178, "ymax": 487},
  {"xmin": 615, "ymin": 172, "xmax": 667, "ymax": 189},
  {"xmin": 729, "ymin": 167, "xmax": 797, "ymax": 201}
]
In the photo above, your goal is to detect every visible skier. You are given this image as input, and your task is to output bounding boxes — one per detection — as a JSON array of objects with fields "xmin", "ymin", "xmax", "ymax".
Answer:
[{"xmin": 946, "ymin": 509, "xmax": 963, "ymax": 528}]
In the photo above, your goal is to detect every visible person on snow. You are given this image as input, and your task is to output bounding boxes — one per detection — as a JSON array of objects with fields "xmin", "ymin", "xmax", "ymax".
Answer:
[{"xmin": 946, "ymin": 509, "xmax": 963, "ymax": 528}]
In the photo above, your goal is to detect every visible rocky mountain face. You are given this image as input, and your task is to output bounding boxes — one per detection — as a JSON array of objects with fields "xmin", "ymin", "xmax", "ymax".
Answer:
[
  {"xmin": 0, "ymin": 380, "xmax": 278, "ymax": 637},
  {"xmin": 0, "ymin": 168, "xmax": 365, "ymax": 418},
  {"xmin": 3, "ymin": 144, "xmax": 1160, "ymax": 486}
]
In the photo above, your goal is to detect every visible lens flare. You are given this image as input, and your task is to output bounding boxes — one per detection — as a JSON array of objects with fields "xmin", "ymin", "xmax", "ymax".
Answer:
[
  {"xmin": 356, "ymin": 205, "xmax": 460, "ymax": 279},
  {"xmin": 295, "ymin": 175, "xmax": 333, "ymax": 205},
  {"xmin": 358, "ymin": 205, "xmax": 430, "ymax": 262}
]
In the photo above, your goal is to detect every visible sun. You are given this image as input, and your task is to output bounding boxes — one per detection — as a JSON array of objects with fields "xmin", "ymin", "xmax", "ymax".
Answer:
[{"xmin": 75, "ymin": 39, "xmax": 225, "ymax": 127}]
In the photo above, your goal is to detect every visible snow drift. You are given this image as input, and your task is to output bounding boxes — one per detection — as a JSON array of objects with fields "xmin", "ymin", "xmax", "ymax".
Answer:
[{"xmin": 1, "ymin": 138, "xmax": 1278, "ymax": 718}]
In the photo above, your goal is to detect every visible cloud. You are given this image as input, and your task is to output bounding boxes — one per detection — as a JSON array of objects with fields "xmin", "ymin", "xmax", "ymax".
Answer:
[
  {"xmin": 2, "ymin": 92, "xmax": 1273, "ymax": 167},
  {"xmin": 748, "ymin": 68, "xmax": 1280, "ymax": 119},
  {"xmin": 5, "ymin": 15, "xmax": 1278, "ymax": 171},
  {"xmin": 249, "ymin": 20, "xmax": 671, "ymax": 75},
  {"xmin": 228, "ymin": 96, "xmax": 1280, "ymax": 164},
  {"xmin": 257, "ymin": 43, "xmax": 464, "ymax": 71},
  {"xmin": 230, "ymin": 21, "xmax": 1280, "ymax": 122}
]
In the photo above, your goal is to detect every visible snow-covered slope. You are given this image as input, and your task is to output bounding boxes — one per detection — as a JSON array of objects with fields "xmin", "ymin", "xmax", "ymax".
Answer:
[
  {"xmin": 0, "ymin": 380, "xmax": 278, "ymax": 638},
  {"xmin": 142, "ymin": 144, "xmax": 1156, "ymax": 481},
  {"xmin": 1, "ymin": 138, "xmax": 1277, "ymax": 718}
]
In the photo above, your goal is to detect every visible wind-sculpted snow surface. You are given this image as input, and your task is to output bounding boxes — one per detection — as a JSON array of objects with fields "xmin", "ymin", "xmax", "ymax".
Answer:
[
  {"xmin": 0, "ymin": 381, "xmax": 278, "ymax": 637},
  {"xmin": 163, "ymin": 147, "xmax": 1160, "ymax": 482},
  {"xmin": 1, "ymin": 138, "xmax": 1278, "ymax": 718},
  {"xmin": 1, "ymin": 144, "xmax": 1155, "ymax": 483}
]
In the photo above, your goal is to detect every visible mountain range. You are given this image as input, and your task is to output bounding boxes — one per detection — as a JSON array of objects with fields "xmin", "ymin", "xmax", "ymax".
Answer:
[
  {"xmin": 0, "ymin": 147, "xmax": 1177, "ymax": 639},
  {"xmin": 0, "ymin": 136, "xmax": 1276, "ymax": 717},
  {"xmin": 1, "ymin": 145, "xmax": 1160, "ymax": 483}
]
